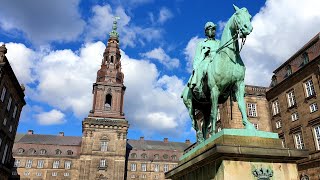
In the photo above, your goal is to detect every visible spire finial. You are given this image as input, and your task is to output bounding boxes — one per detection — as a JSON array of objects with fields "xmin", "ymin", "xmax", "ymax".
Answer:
[{"xmin": 109, "ymin": 16, "xmax": 120, "ymax": 39}]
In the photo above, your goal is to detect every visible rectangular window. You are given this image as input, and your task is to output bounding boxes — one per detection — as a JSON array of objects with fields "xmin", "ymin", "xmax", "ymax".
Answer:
[
  {"xmin": 24, "ymin": 172, "xmax": 30, "ymax": 176},
  {"xmin": 272, "ymin": 100, "xmax": 280, "ymax": 115},
  {"xmin": 141, "ymin": 163, "xmax": 147, "ymax": 172},
  {"xmin": 305, "ymin": 79, "xmax": 316, "ymax": 97},
  {"xmin": 13, "ymin": 105, "xmax": 17, "ymax": 118},
  {"xmin": 37, "ymin": 160, "xmax": 44, "ymax": 168},
  {"xmin": 164, "ymin": 164, "xmax": 169, "ymax": 172},
  {"xmin": 287, "ymin": 90, "xmax": 296, "ymax": 107},
  {"xmin": 131, "ymin": 174, "xmax": 136, "ymax": 178},
  {"xmin": 253, "ymin": 123, "xmax": 259, "ymax": 130},
  {"xmin": 310, "ymin": 103, "xmax": 318, "ymax": 113},
  {"xmin": 280, "ymin": 137, "xmax": 286, "ymax": 148},
  {"xmin": 154, "ymin": 164, "xmax": 159, "ymax": 172},
  {"xmin": 100, "ymin": 141, "xmax": 108, "ymax": 151},
  {"xmin": 26, "ymin": 160, "xmax": 33, "ymax": 168},
  {"xmin": 14, "ymin": 159, "xmax": 20, "ymax": 167},
  {"xmin": 217, "ymin": 108, "xmax": 221, "ymax": 120},
  {"xmin": 36, "ymin": 172, "xmax": 42, "ymax": 177},
  {"xmin": 130, "ymin": 163, "xmax": 136, "ymax": 171},
  {"xmin": 7, "ymin": 96, "xmax": 12, "ymax": 111},
  {"xmin": 142, "ymin": 174, "xmax": 147, "ymax": 179},
  {"xmin": 314, "ymin": 125, "xmax": 320, "ymax": 150},
  {"xmin": 1, "ymin": 144, "xmax": 8, "ymax": 164},
  {"xmin": 100, "ymin": 159, "xmax": 106, "ymax": 167},
  {"xmin": 0, "ymin": 87, "xmax": 6, "ymax": 102},
  {"xmin": 65, "ymin": 161, "xmax": 71, "ymax": 169},
  {"xmin": 294, "ymin": 133, "xmax": 305, "ymax": 149},
  {"xmin": 53, "ymin": 160, "xmax": 60, "ymax": 168},
  {"xmin": 247, "ymin": 103, "xmax": 257, "ymax": 117},
  {"xmin": 275, "ymin": 120, "xmax": 282, "ymax": 129},
  {"xmin": 52, "ymin": 172, "xmax": 57, "ymax": 176},
  {"xmin": 64, "ymin": 172, "xmax": 70, "ymax": 177},
  {"xmin": 291, "ymin": 112, "xmax": 299, "ymax": 121}
]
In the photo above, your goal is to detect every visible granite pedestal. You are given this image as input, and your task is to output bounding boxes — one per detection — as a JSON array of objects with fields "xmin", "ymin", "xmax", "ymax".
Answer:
[{"xmin": 165, "ymin": 129, "xmax": 308, "ymax": 180}]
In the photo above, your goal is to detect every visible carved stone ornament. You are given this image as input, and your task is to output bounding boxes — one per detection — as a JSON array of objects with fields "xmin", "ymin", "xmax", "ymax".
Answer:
[{"xmin": 252, "ymin": 167, "xmax": 273, "ymax": 180}]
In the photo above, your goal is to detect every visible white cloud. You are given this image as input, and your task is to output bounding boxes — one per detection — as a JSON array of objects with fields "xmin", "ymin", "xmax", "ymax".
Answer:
[
  {"xmin": 36, "ymin": 109, "xmax": 66, "ymax": 125},
  {"xmin": 241, "ymin": 0, "xmax": 320, "ymax": 86},
  {"xmin": 141, "ymin": 47, "xmax": 179, "ymax": 68},
  {"xmin": 3, "ymin": 43, "xmax": 37, "ymax": 84},
  {"xmin": 121, "ymin": 51, "xmax": 189, "ymax": 136},
  {"xmin": 0, "ymin": 0, "xmax": 85, "ymax": 45},
  {"xmin": 183, "ymin": 36, "xmax": 203, "ymax": 72},
  {"xmin": 158, "ymin": 7, "xmax": 173, "ymax": 24},
  {"xmin": 86, "ymin": 4, "xmax": 163, "ymax": 48}
]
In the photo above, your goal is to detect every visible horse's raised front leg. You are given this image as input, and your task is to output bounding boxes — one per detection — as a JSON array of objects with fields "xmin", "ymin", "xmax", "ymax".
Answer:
[
  {"xmin": 235, "ymin": 81, "xmax": 255, "ymax": 130},
  {"xmin": 210, "ymin": 87, "xmax": 219, "ymax": 135}
]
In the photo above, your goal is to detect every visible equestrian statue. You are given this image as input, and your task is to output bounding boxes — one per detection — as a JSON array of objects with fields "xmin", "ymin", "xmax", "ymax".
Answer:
[{"xmin": 182, "ymin": 5, "xmax": 256, "ymax": 143}]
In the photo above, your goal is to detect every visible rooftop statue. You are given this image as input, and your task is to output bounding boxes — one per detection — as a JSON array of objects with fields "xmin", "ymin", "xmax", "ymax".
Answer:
[{"xmin": 182, "ymin": 5, "xmax": 255, "ymax": 143}]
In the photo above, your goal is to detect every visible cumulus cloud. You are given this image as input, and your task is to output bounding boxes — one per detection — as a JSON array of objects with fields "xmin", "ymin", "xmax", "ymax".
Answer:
[
  {"xmin": 36, "ymin": 109, "xmax": 66, "ymax": 125},
  {"xmin": 140, "ymin": 47, "xmax": 179, "ymax": 68},
  {"xmin": 86, "ymin": 4, "xmax": 162, "ymax": 48},
  {"xmin": 158, "ymin": 7, "xmax": 174, "ymax": 24},
  {"xmin": 241, "ymin": 0, "xmax": 320, "ymax": 86},
  {"xmin": 0, "ymin": 0, "xmax": 85, "ymax": 45}
]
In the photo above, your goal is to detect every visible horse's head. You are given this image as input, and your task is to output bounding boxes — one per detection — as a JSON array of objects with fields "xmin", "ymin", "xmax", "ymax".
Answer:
[{"xmin": 233, "ymin": 4, "xmax": 253, "ymax": 38}]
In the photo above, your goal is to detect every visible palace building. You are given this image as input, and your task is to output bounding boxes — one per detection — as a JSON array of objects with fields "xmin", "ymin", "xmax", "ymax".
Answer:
[
  {"xmin": 266, "ymin": 32, "xmax": 320, "ymax": 179},
  {"xmin": 11, "ymin": 19, "xmax": 189, "ymax": 180},
  {"xmin": 0, "ymin": 44, "xmax": 26, "ymax": 179}
]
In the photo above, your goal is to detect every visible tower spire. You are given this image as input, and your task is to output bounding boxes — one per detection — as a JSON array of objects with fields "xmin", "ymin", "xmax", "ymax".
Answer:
[{"xmin": 109, "ymin": 16, "xmax": 120, "ymax": 39}]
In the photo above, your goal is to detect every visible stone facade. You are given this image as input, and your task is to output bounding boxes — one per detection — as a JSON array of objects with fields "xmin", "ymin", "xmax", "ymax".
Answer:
[
  {"xmin": 0, "ymin": 44, "xmax": 26, "ymax": 179},
  {"xmin": 266, "ymin": 32, "xmax": 320, "ymax": 179},
  {"xmin": 217, "ymin": 85, "xmax": 272, "ymax": 132}
]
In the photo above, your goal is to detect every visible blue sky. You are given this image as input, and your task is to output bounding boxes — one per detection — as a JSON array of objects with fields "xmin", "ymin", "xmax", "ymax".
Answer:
[{"xmin": 0, "ymin": 0, "xmax": 319, "ymax": 143}]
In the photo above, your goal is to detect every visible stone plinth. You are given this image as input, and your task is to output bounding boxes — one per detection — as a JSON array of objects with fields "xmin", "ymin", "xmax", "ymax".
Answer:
[{"xmin": 165, "ymin": 129, "xmax": 308, "ymax": 180}]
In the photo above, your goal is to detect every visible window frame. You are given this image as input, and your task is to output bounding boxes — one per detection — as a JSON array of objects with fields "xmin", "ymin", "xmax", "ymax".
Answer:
[
  {"xmin": 310, "ymin": 103, "xmax": 318, "ymax": 113},
  {"xmin": 0, "ymin": 86, "xmax": 6, "ymax": 102},
  {"xmin": 247, "ymin": 103, "xmax": 257, "ymax": 117},
  {"xmin": 305, "ymin": 79, "xmax": 316, "ymax": 98},
  {"xmin": 53, "ymin": 160, "xmax": 60, "ymax": 168},
  {"xmin": 272, "ymin": 100, "xmax": 280, "ymax": 115},
  {"xmin": 287, "ymin": 90, "xmax": 296, "ymax": 107},
  {"xmin": 294, "ymin": 132, "xmax": 305, "ymax": 149},
  {"xmin": 37, "ymin": 160, "xmax": 44, "ymax": 168},
  {"xmin": 130, "ymin": 163, "xmax": 137, "ymax": 171},
  {"xmin": 313, "ymin": 125, "xmax": 320, "ymax": 150}
]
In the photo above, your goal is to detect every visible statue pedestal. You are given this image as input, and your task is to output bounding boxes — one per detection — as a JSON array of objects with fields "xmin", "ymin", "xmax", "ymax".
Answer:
[{"xmin": 165, "ymin": 129, "xmax": 308, "ymax": 180}]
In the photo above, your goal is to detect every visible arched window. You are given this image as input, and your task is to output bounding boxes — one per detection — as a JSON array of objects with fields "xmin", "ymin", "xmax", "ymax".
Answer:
[
  {"xmin": 29, "ymin": 148, "xmax": 36, "ymax": 155},
  {"xmin": 105, "ymin": 94, "xmax": 112, "ymax": 110},
  {"xmin": 131, "ymin": 153, "xmax": 137, "ymax": 158},
  {"xmin": 67, "ymin": 150, "xmax": 73, "ymax": 155},
  {"xmin": 39, "ymin": 149, "xmax": 46, "ymax": 155},
  {"xmin": 110, "ymin": 56, "xmax": 114, "ymax": 64},
  {"xmin": 141, "ymin": 153, "xmax": 147, "ymax": 159},
  {"xmin": 17, "ymin": 148, "xmax": 25, "ymax": 154},
  {"xmin": 55, "ymin": 149, "xmax": 62, "ymax": 155},
  {"xmin": 163, "ymin": 154, "xmax": 169, "ymax": 159}
]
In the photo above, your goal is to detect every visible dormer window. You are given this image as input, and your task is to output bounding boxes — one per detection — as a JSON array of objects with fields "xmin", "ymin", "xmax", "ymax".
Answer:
[
  {"xmin": 286, "ymin": 65, "xmax": 292, "ymax": 77},
  {"xmin": 303, "ymin": 52, "xmax": 309, "ymax": 65},
  {"xmin": 55, "ymin": 149, "xmax": 62, "ymax": 155},
  {"xmin": 271, "ymin": 75, "xmax": 277, "ymax": 87}
]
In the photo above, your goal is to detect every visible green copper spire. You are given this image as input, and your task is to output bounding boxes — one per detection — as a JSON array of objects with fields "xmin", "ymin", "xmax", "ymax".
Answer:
[{"xmin": 109, "ymin": 16, "xmax": 120, "ymax": 39}]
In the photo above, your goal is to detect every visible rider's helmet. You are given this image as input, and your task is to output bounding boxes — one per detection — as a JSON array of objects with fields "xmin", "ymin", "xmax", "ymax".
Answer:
[{"xmin": 204, "ymin": 22, "xmax": 216, "ymax": 30}]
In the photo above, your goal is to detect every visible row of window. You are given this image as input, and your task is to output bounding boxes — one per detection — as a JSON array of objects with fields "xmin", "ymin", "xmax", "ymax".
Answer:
[
  {"xmin": 272, "ymin": 79, "xmax": 316, "ymax": 115},
  {"xmin": 279, "ymin": 125, "xmax": 320, "ymax": 150},
  {"xmin": 14, "ymin": 159, "xmax": 72, "ymax": 169},
  {"xmin": 130, "ymin": 174, "xmax": 159, "ymax": 179},
  {"xmin": 130, "ymin": 153, "xmax": 177, "ymax": 160},
  {"xmin": 19, "ymin": 171, "xmax": 70, "ymax": 177},
  {"xmin": 1, "ymin": 86, "xmax": 19, "ymax": 118},
  {"xmin": 17, "ymin": 148, "xmax": 73, "ymax": 155},
  {"xmin": 130, "ymin": 163, "xmax": 176, "ymax": 172}
]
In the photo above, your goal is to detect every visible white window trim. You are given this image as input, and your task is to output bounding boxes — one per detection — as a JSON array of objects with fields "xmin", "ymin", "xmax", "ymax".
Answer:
[
  {"xmin": 313, "ymin": 125, "xmax": 320, "ymax": 150},
  {"xmin": 294, "ymin": 133, "xmax": 305, "ymax": 149},
  {"xmin": 26, "ymin": 160, "xmax": 32, "ymax": 168},
  {"xmin": 131, "ymin": 163, "xmax": 137, "ymax": 171},
  {"xmin": 272, "ymin": 100, "xmax": 280, "ymax": 115},
  {"xmin": 100, "ymin": 141, "xmax": 108, "ymax": 151},
  {"xmin": 100, "ymin": 159, "xmax": 106, "ymax": 167},
  {"xmin": 141, "ymin": 163, "xmax": 147, "ymax": 172},
  {"xmin": 164, "ymin": 164, "xmax": 169, "ymax": 172},
  {"xmin": 52, "ymin": 172, "xmax": 57, "ymax": 176},
  {"xmin": 154, "ymin": 164, "xmax": 160, "ymax": 172},
  {"xmin": 275, "ymin": 120, "xmax": 282, "ymax": 129},
  {"xmin": 247, "ymin": 103, "xmax": 257, "ymax": 117},
  {"xmin": 287, "ymin": 91, "xmax": 296, "ymax": 107},
  {"xmin": 305, "ymin": 79, "xmax": 315, "ymax": 97},
  {"xmin": 53, "ymin": 160, "xmax": 60, "ymax": 168},
  {"xmin": 310, "ymin": 103, "xmax": 318, "ymax": 113},
  {"xmin": 291, "ymin": 112, "xmax": 299, "ymax": 121},
  {"xmin": 65, "ymin": 161, "xmax": 71, "ymax": 169},
  {"xmin": 37, "ymin": 160, "xmax": 44, "ymax": 168}
]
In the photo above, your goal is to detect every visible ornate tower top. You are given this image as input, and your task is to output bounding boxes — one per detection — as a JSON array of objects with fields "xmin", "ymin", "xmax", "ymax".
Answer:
[
  {"xmin": 109, "ymin": 16, "xmax": 120, "ymax": 39},
  {"xmin": 88, "ymin": 17, "xmax": 125, "ymax": 119}
]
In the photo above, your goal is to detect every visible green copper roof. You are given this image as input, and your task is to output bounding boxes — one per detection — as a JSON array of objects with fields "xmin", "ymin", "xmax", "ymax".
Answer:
[{"xmin": 109, "ymin": 16, "xmax": 120, "ymax": 39}]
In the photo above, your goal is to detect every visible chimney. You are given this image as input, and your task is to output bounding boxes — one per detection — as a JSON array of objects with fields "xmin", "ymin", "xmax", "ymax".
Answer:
[
  {"xmin": 185, "ymin": 139, "xmax": 190, "ymax": 145},
  {"xmin": 164, "ymin": 138, "xmax": 168, "ymax": 143},
  {"xmin": 140, "ymin": 137, "xmax": 144, "ymax": 141},
  {"xmin": 27, "ymin": 130, "xmax": 34, "ymax": 135},
  {"xmin": 59, "ymin": 132, "xmax": 64, "ymax": 136}
]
